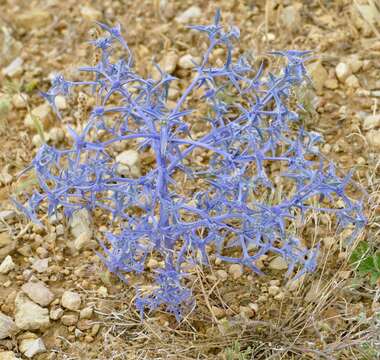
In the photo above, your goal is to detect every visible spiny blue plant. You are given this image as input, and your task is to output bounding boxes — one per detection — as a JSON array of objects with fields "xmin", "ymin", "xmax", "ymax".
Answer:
[{"xmin": 14, "ymin": 11, "xmax": 366, "ymax": 320}]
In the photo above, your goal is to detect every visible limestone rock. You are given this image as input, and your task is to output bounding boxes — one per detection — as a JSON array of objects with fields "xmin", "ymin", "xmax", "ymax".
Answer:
[
  {"xmin": 0, "ymin": 311, "xmax": 19, "ymax": 339},
  {"xmin": 345, "ymin": 74, "xmax": 360, "ymax": 88},
  {"xmin": 308, "ymin": 61, "xmax": 328, "ymax": 93},
  {"xmin": 363, "ymin": 114, "xmax": 380, "ymax": 130},
  {"xmin": 61, "ymin": 291, "xmax": 81, "ymax": 311},
  {"xmin": 80, "ymin": 6, "xmax": 102, "ymax": 21},
  {"xmin": 15, "ymin": 10, "xmax": 51, "ymax": 30},
  {"xmin": 24, "ymin": 103, "xmax": 51, "ymax": 128},
  {"xmin": 21, "ymin": 279, "xmax": 55, "ymax": 307},
  {"xmin": 79, "ymin": 306, "xmax": 93, "ymax": 320},
  {"xmin": 0, "ymin": 255, "xmax": 15, "ymax": 274},
  {"xmin": 70, "ymin": 208, "xmax": 92, "ymax": 239},
  {"xmin": 19, "ymin": 338, "xmax": 46, "ymax": 358},
  {"xmin": 366, "ymin": 129, "xmax": 380, "ymax": 150},
  {"xmin": 31, "ymin": 258, "xmax": 49, "ymax": 273},
  {"xmin": 2, "ymin": 57, "xmax": 23, "ymax": 77},
  {"xmin": 50, "ymin": 307, "xmax": 64, "ymax": 321},
  {"xmin": 175, "ymin": 6, "xmax": 201, "ymax": 24},
  {"xmin": 161, "ymin": 52, "xmax": 178, "ymax": 74},
  {"xmin": 116, "ymin": 150, "xmax": 141, "ymax": 177},
  {"xmin": 0, "ymin": 351, "xmax": 20, "ymax": 360},
  {"xmin": 228, "ymin": 264, "xmax": 243, "ymax": 279},
  {"xmin": 14, "ymin": 292, "xmax": 50, "ymax": 330},
  {"xmin": 335, "ymin": 62, "xmax": 351, "ymax": 82},
  {"xmin": 0, "ymin": 232, "xmax": 15, "ymax": 261},
  {"xmin": 178, "ymin": 54, "xmax": 200, "ymax": 69},
  {"xmin": 269, "ymin": 256, "xmax": 288, "ymax": 270},
  {"xmin": 0, "ymin": 210, "xmax": 16, "ymax": 222},
  {"xmin": 61, "ymin": 313, "xmax": 78, "ymax": 326},
  {"xmin": 281, "ymin": 3, "xmax": 302, "ymax": 32}
]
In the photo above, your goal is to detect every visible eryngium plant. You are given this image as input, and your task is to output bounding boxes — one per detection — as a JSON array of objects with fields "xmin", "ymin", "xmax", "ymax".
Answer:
[{"xmin": 14, "ymin": 11, "xmax": 366, "ymax": 320}]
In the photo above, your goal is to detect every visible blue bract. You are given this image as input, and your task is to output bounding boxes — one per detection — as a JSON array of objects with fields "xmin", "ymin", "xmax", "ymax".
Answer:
[{"xmin": 14, "ymin": 11, "xmax": 366, "ymax": 320}]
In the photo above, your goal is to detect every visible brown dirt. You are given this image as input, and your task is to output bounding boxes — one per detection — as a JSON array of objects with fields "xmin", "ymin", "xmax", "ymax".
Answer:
[{"xmin": 0, "ymin": 1, "xmax": 379, "ymax": 359}]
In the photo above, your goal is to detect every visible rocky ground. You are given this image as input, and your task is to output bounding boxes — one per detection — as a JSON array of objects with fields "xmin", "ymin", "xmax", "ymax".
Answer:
[{"xmin": 0, "ymin": 0, "xmax": 379, "ymax": 359}]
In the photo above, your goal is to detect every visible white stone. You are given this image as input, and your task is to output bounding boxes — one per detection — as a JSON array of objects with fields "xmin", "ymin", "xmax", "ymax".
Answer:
[
  {"xmin": 61, "ymin": 291, "xmax": 81, "ymax": 311},
  {"xmin": 54, "ymin": 95, "xmax": 67, "ymax": 110},
  {"xmin": 268, "ymin": 285, "xmax": 280, "ymax": 296},
  {"xmin": 175, "ymin": 6, "xmax": 201, "ymax": 23},
  {"xmin": 14, "ymin": 292, "xmax": 50, "ymax": 330},
  {"xmin": 116, "ymin": 150, "xmax": 140, "ymax": 177},
  {"xmin": 335, "ymin": 62, "xmax": 351, "ymax": 82},
  {"xmin": 55, "ymin": 224, "xmax": 64, "ymax": 236},
  {"xmin": 12, "ymin": 93, "xmax": 28, "ymax": 109},
  {"xmin": 21, "ymin": 279, "xmax": 55, "ymax": 307},
  {"xmin": 248, "ymin": 303, "xmax": 259, "ymax": 313},
  {"xmin": 215, "ymin": 269, "xmax": 228, "ymax": 282},
  {"xmin": 269, "ymin": 256, "xmax": 288, "ymax": 270},
  {"xmin": 73, "ymin": 232, "xmax": 95, "ymax": 251},
  {"xmin": 0, "ymin": 311, "xmax": 19, "ymax": 339},
  {"xmin": 178, "ymin": 54, "xmax": 200, "ymax": 69},
  {"xmin": 61, "ymin": 313, "xmax": 78, "ymax": 326},
  {"xmin": 281, "ymin": 3, "xmax": 302, "ymax": 32},
  {"xmin": 366, "ymin": 129, "xmax": 380, "ymax": 149},
  {"xmin": 161, "ymin": 52, "xmax": 178, "ymax": 74},
  {"xmin": 70, "ymin": 208, "xmax": 92, "ymax": 239},
  {"xmin": 97, "ymin": 286, "xmax": 108, "ymax": 297},
  {"xmin": 345, "ymin": 74, "xmax": 360, "ymax": 88},
  {"xmin": 32, "ymin": 134, "xmax": 46, "ymax": 147},
  {"xmin": 116, "ymin": 149, "xmax": 139, "ymax": 167},
  {"xmin": 15, "ymin": 10, "xmax": 51, "ymax": 30},
  {"xmin": 31, "ymin": 258, "xmax": 49, "ymax": 273},
  {"xmin": 0, "ymin": 210, "xmax": 16, "ymax": 221},
  {"xmin": 349, "ymin": 56, "xmax": 363, "ymax": 73},
  {"xmin": 0, "ymin": 255, "xmax": 15, "ymax": 274},
  {"xmin": 48, "ymin": 127, "xmax": 65, "ymax": 144},
  {"xmin": 79, "ymin": 306, "xmax": 93, "ymax": 320},
  {"xmin": 24, "ymin": 103, "xmax": 51, "ymax": 128},
  {"xmin": 228, "ymin": 264, "xmax": 243, "ymax": 279},
  {"xmin": 19, "ymin": 338, "xmax": 46, "ymax": 358},
  {"xmin": 49, "ymin": 307, "xmax": 64, "ymax": 320},
  {"xmin": 0, "ymin": 351, "xmax": 20, "ymax": 360},
  {"xmin": 363, "ymin": 114, "xmax": 380, "ymax": 130},
  {"xmin": 80, "ymin": 6, "xmax": 102, "ymax": 21},
  {"xmin": 2, "ymin": 57, "xmax": 23, "ymax": 77}
]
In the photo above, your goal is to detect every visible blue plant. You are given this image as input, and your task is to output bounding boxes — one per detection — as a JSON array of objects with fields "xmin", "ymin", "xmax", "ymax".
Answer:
[{"xmin": 14, "ymin": 11, "xmax": 366, "ymax": 320}]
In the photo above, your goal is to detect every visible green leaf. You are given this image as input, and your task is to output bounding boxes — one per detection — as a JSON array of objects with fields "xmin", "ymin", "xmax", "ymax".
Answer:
[
  {"xmin": 358, "ymin": 256, "xmax": 375, "ymax": 274},
  {"xmin": 350, "ymin": 241, "xmax": 369, "ymax": 264}
]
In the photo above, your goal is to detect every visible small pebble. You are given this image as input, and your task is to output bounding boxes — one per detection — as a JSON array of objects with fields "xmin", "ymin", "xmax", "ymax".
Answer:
[
  {"xmin": 0, "ymin": 255, "xmax": 15, "ymax": 274},
  {"xmin": 32, "ymin": 258, "xmax": 49, "ymax": 273},
  {"xmin": 2, "ymin": 57, "xmax": 23, "ymax": 77},
  {"xmin": 61, "ymin": 313, "xmax": 78, "ymax": 326},
  {"xmin": 268, "ymin": 285, "xmax": 280, "ymax": 296},
  {"xmin": 79, "ymin": 306, "xmax": 93, "ymax": 320},
  {"xmin": 19, "ymin": 337, "xmax": 46, "ymax": 358},
  {"xmin": 269, "ymin": 256, "xmax": 288, "ymax": 270},
  {"xmin": 215, "ymin": 269, "xmax": 228, "ymax": 282},
  {"xmin": 178, "ymin": 54, "xmax": 200, "ymax": 69},
  {"xmin": 175, "ymin": 5, "xmax": 201, "ymax": 23},
  {"xmin": 363, "ymin": 114, "xmax": 380, "ymax": 130},
  {"xmin": 345, "ymin": 74, "xmax": 360, "ymax": 88},
  {"xmin": 50, "ymin": 307, "xmax": 64, "ymax": 321},
  {"xmin": 335, "ymin": 62, "xmax": 351, "ymax": 82},
  {"xmin": 228, "ymin": 264, "xmax": 243, "ymax": 280},
  {"xmin": 61, "ymin": 291, "xmax": 81, "ymax": 311}
]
